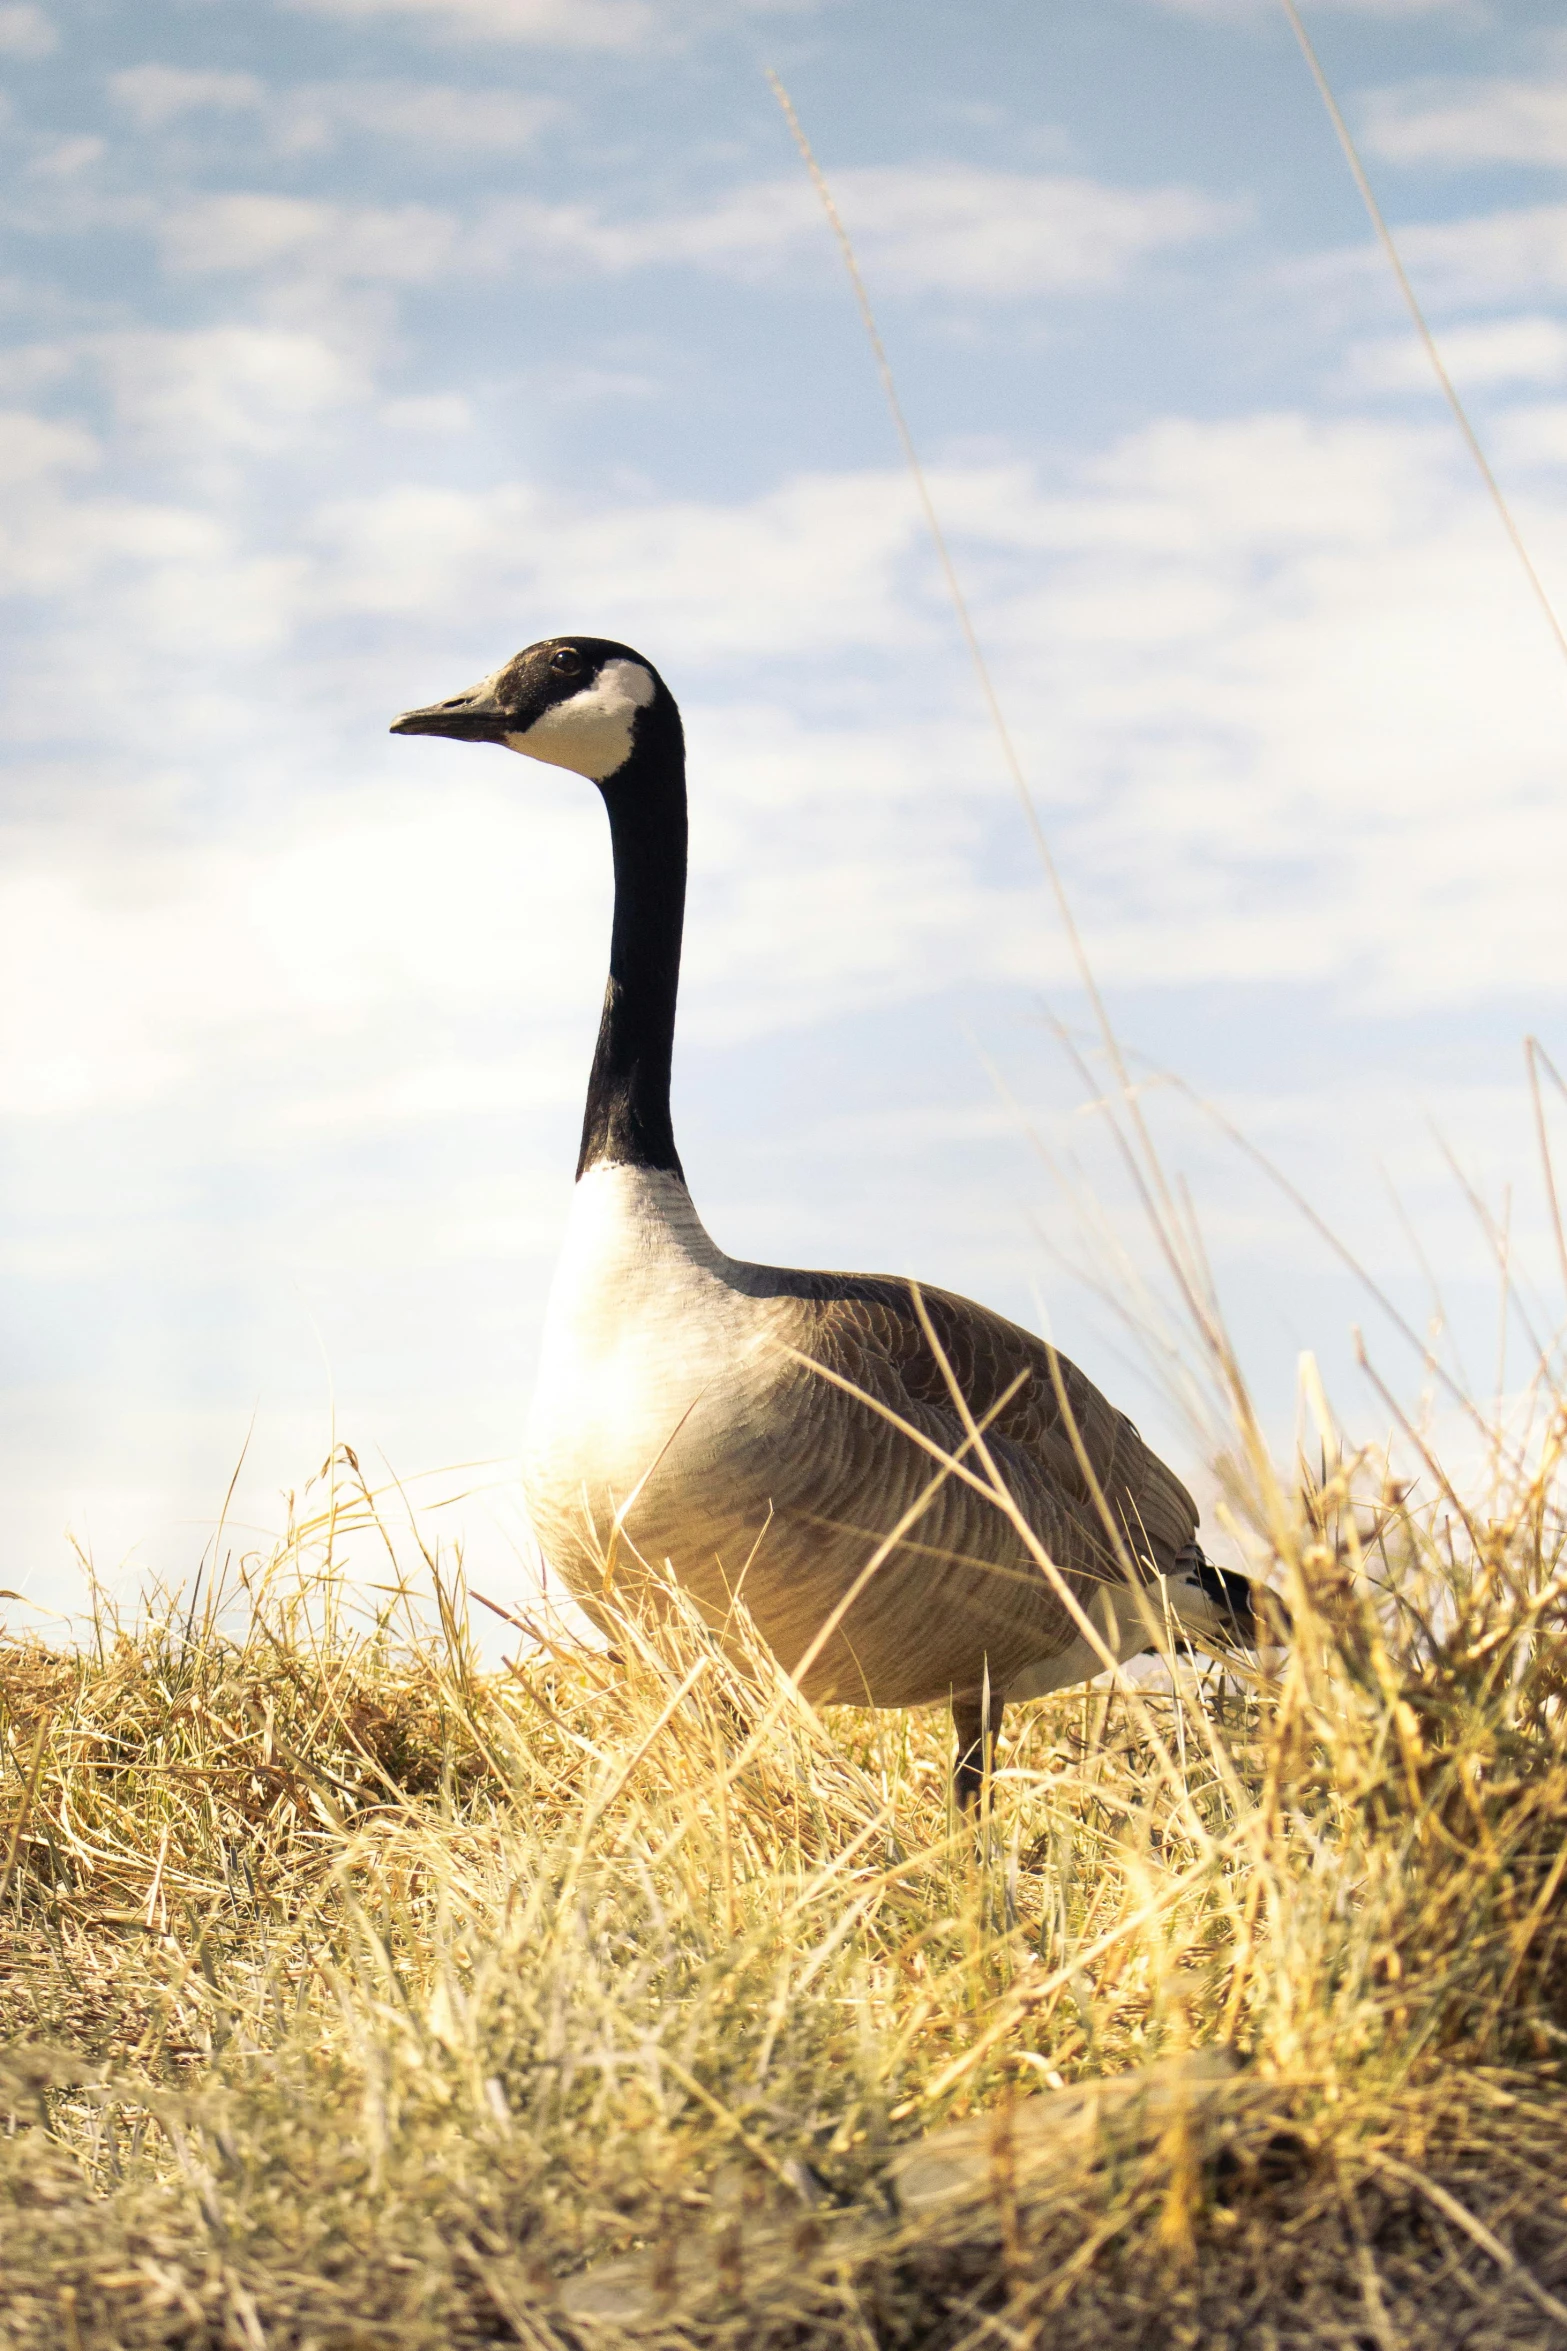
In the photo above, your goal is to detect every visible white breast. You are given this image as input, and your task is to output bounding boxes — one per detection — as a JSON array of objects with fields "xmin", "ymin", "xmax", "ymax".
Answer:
[{"xmin": 523, "ymin": 1164, "xmax": 774, "ymax": 1563}]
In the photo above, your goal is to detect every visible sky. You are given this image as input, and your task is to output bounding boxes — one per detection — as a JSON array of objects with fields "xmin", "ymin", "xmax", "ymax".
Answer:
[{"xmin": 3, "ymin": 0, "xmax": 1566, "ymax": 1630}]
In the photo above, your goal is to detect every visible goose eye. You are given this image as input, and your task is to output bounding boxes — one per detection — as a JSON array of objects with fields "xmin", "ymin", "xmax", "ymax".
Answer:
[{"xmin": 550, "ymin": 647, "xmax": 583, "ymax": 677}]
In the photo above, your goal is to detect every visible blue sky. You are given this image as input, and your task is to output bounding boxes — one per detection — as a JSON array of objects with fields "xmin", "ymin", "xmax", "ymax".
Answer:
[{"xmin": 3, "ymin": 0, "xmax": 1566, "ymax": 1625}]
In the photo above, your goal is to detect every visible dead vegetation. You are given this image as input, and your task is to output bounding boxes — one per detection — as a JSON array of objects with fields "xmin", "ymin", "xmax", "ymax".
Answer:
[{"xmin": 1, "ymin": 1396, "xmax": 1566, "ymax": 2351}]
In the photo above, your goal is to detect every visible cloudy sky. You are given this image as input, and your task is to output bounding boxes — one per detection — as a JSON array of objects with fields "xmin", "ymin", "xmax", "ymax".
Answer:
[{"xmin": 3, "ymin": 0, "xmax": 1565, "ymax": 1625}]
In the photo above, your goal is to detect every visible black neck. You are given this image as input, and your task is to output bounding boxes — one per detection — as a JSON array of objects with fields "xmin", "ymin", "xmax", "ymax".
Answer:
[{"xmin": 576, "ymin": 698, "xmax": 687, "ymax": 1181}]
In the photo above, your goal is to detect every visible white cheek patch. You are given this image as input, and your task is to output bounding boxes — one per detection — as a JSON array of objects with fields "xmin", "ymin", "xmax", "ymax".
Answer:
[{"xmin": 505, "ymin": 659, "xmax": 657, "ymax": 782}]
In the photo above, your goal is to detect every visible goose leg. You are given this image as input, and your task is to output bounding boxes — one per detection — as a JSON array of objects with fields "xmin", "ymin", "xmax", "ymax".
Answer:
[{"xmin": 951, "ymin": 1679, "xmax": 1005, "ymax": 1811}]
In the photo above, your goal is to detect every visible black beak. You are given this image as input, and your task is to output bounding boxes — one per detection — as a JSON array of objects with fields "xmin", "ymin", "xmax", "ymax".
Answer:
[{"xmin": 389, "ymin": 680, "xmax": 513, "ymax": 743}]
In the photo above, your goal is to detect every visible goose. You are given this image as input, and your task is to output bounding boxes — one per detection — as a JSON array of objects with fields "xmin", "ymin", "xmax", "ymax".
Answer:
[{"xmin": 391, "ymin": 636, "xmax": 1268, "ymax": 1802}]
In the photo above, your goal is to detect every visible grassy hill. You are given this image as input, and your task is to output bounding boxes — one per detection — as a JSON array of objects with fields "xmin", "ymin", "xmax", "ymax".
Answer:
[{"xmin": 4, "ymin": 1419, "xmax": 1567, "ymax": 2349}]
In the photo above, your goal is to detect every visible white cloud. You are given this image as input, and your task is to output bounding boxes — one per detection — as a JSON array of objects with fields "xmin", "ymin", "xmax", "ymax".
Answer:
[
  {"xmin": 0, "ymin": 326, "xmax": 375, "ymax": 480},
  {"xmin": 0, "ymin": 5, "xmax": 57, "ymax": 59},
  {"xmin": 0, "ymin": 872, "xmax": 188, "ymax": 1118},
  {"xmin": 122, "ymin": 162, "xmax": 1226, "ymax": 302},
  {"xmin": 1386, "ymin": 206, "xmax": 1567, "ymax": 309},
  {"xmin": 381, "ymin": 391, "xmax": 474, "ymax": 432},
  {"xmin": 813, "ymin": 168, "xmax": 1234, "ymax": 298},
  {"xmin": 108, "ymin": 66, "xmax": 266, "ymax": 130},
  {"xmin": 282, "ymin": 0, "xmax": 664, "ymax": 43},
  {"xmin": 96, "ymin": 325, "xmax": 371, "ymax": 454},
  {"xmin": 156, "ymin": 191, "xmax": 458, "ymax": 280},
  {"xmin": 477, "ymin": 166, "xmax": 1234, "ymax": 297},
  {"xmin": 3, "ymin": 323, "xmax": 1564, "ymax": 1151},
  {"xmin": 0, "ymin": 722, "xmax": 998, "ymax": 1136},
  {"xmin": 273, "ymin": 78, "xmax": 559, "ymax": 154},
  {"xmin": 0, "ymin": 343, "xmax": 74, "ymax": 399},
  {"xmin": 280, "ymin": 0, "xmax": 812, "ymax": 47},
  {"xmin": 0, "ymin": 409, "xmax": 302, "ymax": 635},
  {"xmin": 1141, "ymin": 0, "xmax": 1469, "ymax": 18},
  {"xmin": 964, "ymin": 410, "xmax": 1567, "ymax": 1009},
  {"xmin": 0, "ymin": 793, "xmax": 602, "ymax": 1120},
  {"xmin": 108, "ymin": 66, "xmax": 558, "ymax": 156},
  {"xmin": 1361, "ymin": 74, "xmax": 1567, "ymax": 168},
  {"xmin": 1344, "ymin": 315, "xmax": 1567, "ymax": 394},
  {"xmin": 0, "ymin": 406, "xmax": 97, "ymax": 488},
  {"xmin": 7, "ymin": 393, "xmax": 1563, "ymax": 1021},
  {"xmin": 1494, "ymin": 403, "xmax": 1567, "ymax": 469},
  {"xmin": 27, "ymin": 135, "xmax": 104, "ymax": 181},
  {"xmin": 309, "ymin": 469, "xmax": 932, "ymax": 648}
]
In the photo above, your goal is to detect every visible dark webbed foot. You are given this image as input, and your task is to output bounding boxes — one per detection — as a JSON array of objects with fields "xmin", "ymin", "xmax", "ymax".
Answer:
[{"xmin": 951, "ymin": 1681, "xmax": 1005, "ymax": 1811}]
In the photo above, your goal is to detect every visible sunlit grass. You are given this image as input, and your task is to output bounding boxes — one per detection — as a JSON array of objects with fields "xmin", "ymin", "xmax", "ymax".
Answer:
[{"xmin": 5, "ymin": 1383, "xmax": 1567, "ymax": 2348}]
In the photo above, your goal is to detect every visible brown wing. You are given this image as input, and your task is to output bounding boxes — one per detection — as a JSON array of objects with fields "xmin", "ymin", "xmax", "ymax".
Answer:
[
  {"xmin": 749, "ymin": 1263, "xmax": 1197, "ymax": 1581},
  {"xmin": 910, "ymin": 1283, "xmax": 1197, "ymax": 1572},
  {"xmin": 717, "ymin": 1258, "xmax": 1200, "ymax": 1704}
]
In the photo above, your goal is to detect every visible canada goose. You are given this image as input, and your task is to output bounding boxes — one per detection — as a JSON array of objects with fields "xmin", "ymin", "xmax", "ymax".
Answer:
[{"xmin": 392, "ymin": 637, "xmax": 1268, "ymax": 1803}]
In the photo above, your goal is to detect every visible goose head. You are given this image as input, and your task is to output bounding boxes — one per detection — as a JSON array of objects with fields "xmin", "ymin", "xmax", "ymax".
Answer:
[{"xmin": 390, "ymin": 636, "xmax": 670, "ymax": 785}]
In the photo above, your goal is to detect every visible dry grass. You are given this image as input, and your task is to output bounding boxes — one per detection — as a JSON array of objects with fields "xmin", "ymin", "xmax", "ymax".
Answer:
[{"xmin": 4, "ymin": 1398, "xmax": 1567, "ymax": 2350}]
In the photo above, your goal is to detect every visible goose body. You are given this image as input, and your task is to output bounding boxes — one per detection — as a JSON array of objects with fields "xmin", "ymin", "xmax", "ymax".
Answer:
[
  {"xmin": 524, "ymin": 1160, "xmax": 1206, "ymax": 1710},
  {"xmin": 392, "ymin": 636, "xmax": 1265, "ymax": 1792}
]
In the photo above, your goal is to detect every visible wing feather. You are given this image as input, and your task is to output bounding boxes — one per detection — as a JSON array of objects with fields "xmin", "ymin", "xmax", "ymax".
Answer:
[{"xmin": 771, "ymin": 1272, "xmax": 1198, "ymax": 1581}]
